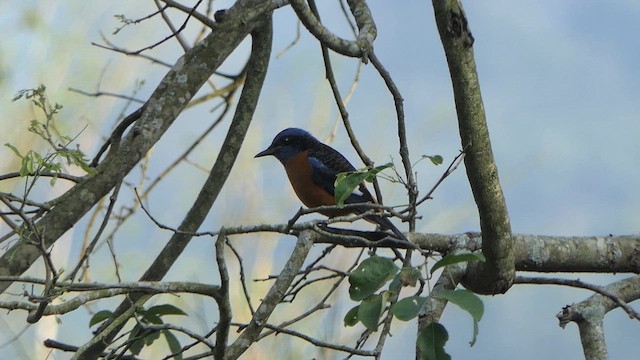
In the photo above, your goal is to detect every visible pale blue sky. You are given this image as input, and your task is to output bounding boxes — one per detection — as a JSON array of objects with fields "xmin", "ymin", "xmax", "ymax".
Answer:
[{"xmin": 1, "ymin": 1, "xmax": 638, "ymax": 359}]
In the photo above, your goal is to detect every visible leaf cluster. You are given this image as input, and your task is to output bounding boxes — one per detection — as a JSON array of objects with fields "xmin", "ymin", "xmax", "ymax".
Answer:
[
  {"xmin": 344, "ymin": 253, "xmax": 485, "ymax": 359},
  {"xmin": 90, "ymin": 304, "xmax": 186, "ymax": 358},
  {"xmin": 6, "ymin": 86, "xmax": 95, "ymax": 186}
]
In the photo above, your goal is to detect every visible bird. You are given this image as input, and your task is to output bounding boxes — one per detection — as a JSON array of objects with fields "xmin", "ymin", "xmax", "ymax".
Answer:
[{"xmin": 255, "ymin": 127, "xmax": 407, "ymax": 241}]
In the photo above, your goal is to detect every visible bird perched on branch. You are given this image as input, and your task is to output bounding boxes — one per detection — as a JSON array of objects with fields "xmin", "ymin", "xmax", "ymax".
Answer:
[{"xmin": 255, "ymin": 127, "xmax": 407, "ymax": 241}]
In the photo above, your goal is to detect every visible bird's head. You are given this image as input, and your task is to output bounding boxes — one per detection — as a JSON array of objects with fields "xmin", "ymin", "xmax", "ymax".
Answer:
[{"xmin": 255, "ymin": 128, "xmax": 316, "ymax": 164}]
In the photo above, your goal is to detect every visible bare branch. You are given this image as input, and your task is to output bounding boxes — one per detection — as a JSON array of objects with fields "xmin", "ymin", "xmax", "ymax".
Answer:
[
  {"xmin": 0, "ymin": 281, "xmax": 221, "ymax": 316},
  {"xmin": 289, "ymin": 0, "xmax": 375, "ymax": 61},
  {"xmin": 261, "ymin": 323, "xmax": 376, "ymax": 356},
  {"xmin": 0, "ymin": 172, "xmax": 82, "ymax": 183},
  {"xmin": 215, "ymin": 230, "xmax": 232, "ymax": 359},
  {"xmin": 154, "ymin": 0, "xmax": 192, "ymax": 52},
  {"xmin": 66, "ymin": 177, "xmax": 123, "ymax": 282},
  {"xmin": 0, "ymin": 0, "xmax": 273, "ymax": 296},
  {"xmin": 225, "ymin": 239, "xmax": 255, "ymax": 315},
  {"xmin": 68, "ymin": 87, "xmax": 145, "ymax": 104},
  {"xmin": 369, "ymin": 52, "xmax": 416, "ymax": 227},
  {"xmin": 73, "ymin": 10, "xmax": 275, "ymax": 358},
  {"xmin": 160, "ymin": 0, "xmax": 217, "ymax": 29},
  {"xmin": 223, "ymin": 230, "xmax": 314, "ymax": 360},
  {"xmin": 516, "ymin": 276, "xmax": 640, "ymax": 320},
  {"xmin": 556, "ymin": 276, "xmax": 640, "ymax": 359},
  {"xmin": 412, "ymin": 146, "xmax": 468, "ymax": 209}
]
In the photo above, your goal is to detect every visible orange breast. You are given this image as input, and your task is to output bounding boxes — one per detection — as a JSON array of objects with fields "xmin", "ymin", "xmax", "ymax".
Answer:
[{"xmin": 284, "ymin": 151, "xmax": 346, "ymax": 217}]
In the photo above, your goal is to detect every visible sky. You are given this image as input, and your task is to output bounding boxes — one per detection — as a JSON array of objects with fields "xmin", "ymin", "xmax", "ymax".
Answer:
[{"xmin": 0, "ymin": 1, "xmax": 639, "ymax": 359}]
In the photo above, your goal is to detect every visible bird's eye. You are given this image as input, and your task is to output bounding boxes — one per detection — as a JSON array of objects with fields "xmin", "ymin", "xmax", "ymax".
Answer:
[{"xmin": 283, "ymin": 137, "xmax": 290, "ymax": 143}]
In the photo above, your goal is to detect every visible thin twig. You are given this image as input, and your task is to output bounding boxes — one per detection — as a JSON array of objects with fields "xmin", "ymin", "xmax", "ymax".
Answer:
[
  {"xmin": 160, "ymin": 0, "xmax": 217, "ymax": 29},
  {"xmin": 411, "ymin": 146, "xmax": 468, "ymax": 210},
  {"xmin": 108, "ymin": 0, "xmax": 205, "ymax": 56},
  {"xmin": 261, "ymin": 323, "xmax": 376, "ymax": 356},
  {"xmin": 68, "ymin": 87, "xmax": 145, "ymax": 103},
  {"xmin": 65, "ymin": 177, "xmax": 123, "ymax": 282},
  {"xmin": 368, "ymin": 52, "xmax": 416, "ymax": 229},
  {"xmin": 154, "ymin": 0, "xmax": 192, "ymax": 52},
  {"xmin": 0, "ymin": 171, "xmax": 82, "ymax": 183},
  {"xmin": 225, "ymin": 239, "xmax": 255, "ymax": 315},
  {"xmin": 515, "ymin": 276, "xmax": 640, "ymax": 320}
]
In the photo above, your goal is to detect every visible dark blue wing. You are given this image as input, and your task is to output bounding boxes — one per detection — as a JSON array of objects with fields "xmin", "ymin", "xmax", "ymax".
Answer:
[
  {"xmin": 307, "ymin": 142, "xmax": 408, "ymax": 241},
  {"xmin": 307, "ymin": 142, "xmax": 374, "ymax": 204}
]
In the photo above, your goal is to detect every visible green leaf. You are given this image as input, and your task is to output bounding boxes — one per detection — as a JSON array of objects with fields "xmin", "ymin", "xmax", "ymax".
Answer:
[
  {"xmin": 344, "ymin": 305, "xmax": 360, "ymax": 327},
  {"xmin": 5, "ymin": 143, "xmax": 23, "ymax": 159},
  {"xmin": 144, "ymin": 330, "xmax": 161, "ymax": 346},
  {"xmin": 432, "ymin": 289, "xmax": 484, "ymax": 346},
  {"xmin": 422, "ymin": 155, "xmax": 444, "ymax": 166},
  {"xmin": 349, "ymin": 256, "xmax": 399, "ymax": 301},
  {"xmin": 399, "ymin": 267, "xmax": 421, "ymax": 287},
  {"xmin": 89, "ymin": 310, "xmax": 113, "ymax": 327},
  {"xmin": 358, "ymin": 292, "xmax": 388, "ymax": 331},
  {"xmin": 417, "ymin": 323, "xmax": 451, "ymax": 360},
  {"xmin": 141, "ymin": 312, "xmax": 164, "ymax": 325},
  {"xmin": 430, "ymin": 252, "xmax": 485, "ymax": 275},
  {"xmin": 22, "ymin": 152, "xmax": 36, "ymax": 176},
  {"xmin": 129, "ymin": 324, "xmax": 145, "ymax": 355},
  {"xmin": 432, "ymin": 290, "xmax": 483, "ymax": 322},
  {"xmin": 147, "ymin": 304, "xmax": 187, "ymax": 317},
  {"xmin": 28, "ymin": 119, "xmax": 46, "ymax": 137},
  {"xmin": 388, "ymin": 273, "xmax": 402, "ymax": 293},
  {"xmin": 364, "ymin": 163, "xmax": 393, "ymax": 182},
  {"xmin": 334, "ymin": 172, "xmax": 368, "ymax": 208},
  {"xmin": 391, "ymin": 296, "xmax": 428, "ymax": 321},
  {"xmin": 389, "ymin": 267, "xmax": 421, "ymax": 294},
  {"xmin": 334, "ymin": 164, "xmax": 392, "ymax": 208},
  {"xmin": 162, "ymin": 330, "xmax": 183, "ymax": 360}
]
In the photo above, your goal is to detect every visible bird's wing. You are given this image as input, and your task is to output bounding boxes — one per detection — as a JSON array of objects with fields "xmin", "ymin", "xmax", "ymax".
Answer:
[
  {"xmin": 307, "ymin": 144, "xmax": 374, "ymax": 204},
  {"xmin": 307, "ymin": 142, "xmax": 407, "ymax": 241}
]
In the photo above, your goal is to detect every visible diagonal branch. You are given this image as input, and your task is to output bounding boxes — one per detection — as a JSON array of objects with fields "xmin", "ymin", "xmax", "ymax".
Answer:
[
  {"xmin": 67, "ymin": 6, "xmax": 274, "ymax": 360},
  {"xmin": 0, "ymin": 0, "xmax": 279, "ymax": 296},
  {"xmin": 223, "ymin": 230, "xmax": 315, "ymax": 360}
]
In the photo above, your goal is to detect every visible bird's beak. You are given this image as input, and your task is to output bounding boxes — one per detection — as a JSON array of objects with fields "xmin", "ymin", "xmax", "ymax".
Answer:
[{"xmin": 255, "ymin": 147, "xmax": 275, "ymax": 158}]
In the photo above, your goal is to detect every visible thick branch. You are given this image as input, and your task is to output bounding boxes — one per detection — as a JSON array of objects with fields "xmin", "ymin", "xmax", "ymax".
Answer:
[
  {"xmin": 432, "ymin": 0, "xmax": 514, "ymax": 294},
  {"xmin": 115, "ymin": 206, "xmax": 640, "ymax": 273}
]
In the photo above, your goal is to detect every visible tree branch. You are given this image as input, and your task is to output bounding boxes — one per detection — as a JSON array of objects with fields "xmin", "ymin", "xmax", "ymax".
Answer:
[
  {"xmin": 0, "ymin": 0, "xmax": 277, "ymax": 296},
  {"xmin": 68, "ymin": 5, "xmax": 274, "ymax": 359},
  {"xmin": 416, "ymin": 262, "xmax": 466, "ymax": 358},
  {"xmin": 516, "ymin": 276, "xmax": 640, "ymax": 320},
  {"xmin": 556, "ymin": 276, "xmax": 640, "ymax": 360},
  {"xmin": 432, "ymin": 0, "xmax": 514, "ymax": 294},
  {"xmin": 223, "ymin": 229, "xmax": 315, "ymax": 360},
  {"xmin": 289, "ymin": 0, "xmax": 376, "ymax": 61},
  {"xmin": 214, "ymin": 230, "xmax": 232, "ymax": 359},
  {"xmin": 0, "ymin": 281, "xmax": 221, "ymax": 316}
]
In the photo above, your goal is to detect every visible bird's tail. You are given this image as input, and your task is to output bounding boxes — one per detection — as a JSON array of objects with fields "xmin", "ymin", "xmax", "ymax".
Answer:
[{"xmin": 365, "ymin": 214, "xmax": 409, "ymax": 242}]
